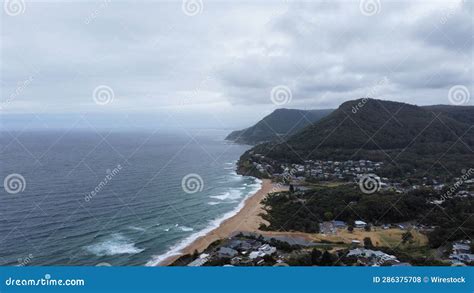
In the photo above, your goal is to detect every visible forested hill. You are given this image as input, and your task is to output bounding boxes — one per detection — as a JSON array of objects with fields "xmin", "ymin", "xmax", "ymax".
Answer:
[
  {"xmin": 225, "ymin": 108, "xmax": 333, "ymax": 145},
  {"xmin": 422, "ymin": 105, "xmax": 474, "ymax": 125},
  {"xmin": 245, "ymin": 99, "xmax": 474, "ymax": 179}
]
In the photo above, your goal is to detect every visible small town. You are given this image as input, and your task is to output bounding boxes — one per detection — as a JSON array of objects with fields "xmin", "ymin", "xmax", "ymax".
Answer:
[{"xmin": 246, "ymin": 152, "xmax": 474, "ymax": 200}]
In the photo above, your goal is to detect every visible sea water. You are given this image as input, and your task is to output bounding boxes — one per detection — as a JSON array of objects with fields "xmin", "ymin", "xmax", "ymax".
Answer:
[{"xmin": 0, "ymin": 129, "xmax": 260, "ymax": 266}]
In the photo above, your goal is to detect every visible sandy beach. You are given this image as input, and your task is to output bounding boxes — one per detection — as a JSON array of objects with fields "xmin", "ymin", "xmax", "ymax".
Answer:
[{"xmin": 158, "ymin": 179, "xmax": 287, "ymax": 266}]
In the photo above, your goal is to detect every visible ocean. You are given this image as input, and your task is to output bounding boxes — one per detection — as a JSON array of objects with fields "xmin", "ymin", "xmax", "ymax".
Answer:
[{"xmin": 0, "ymin": 130, "xmax": 259, "ymax": 266}]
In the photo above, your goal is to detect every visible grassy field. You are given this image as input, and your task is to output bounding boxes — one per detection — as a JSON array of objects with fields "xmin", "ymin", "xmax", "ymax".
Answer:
[
  {"xmin": 303, "ymin": 181, "xmax": 349, "ymax": 188},
  {"xmin": 309, "ymin": 227, "xmax": 428, "ymax": 249}
]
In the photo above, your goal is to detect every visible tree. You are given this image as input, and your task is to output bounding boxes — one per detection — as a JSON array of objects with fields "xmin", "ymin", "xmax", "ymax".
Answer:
[
  {"xmin": 402, "ymin": 231, "xmax": 414, "ymax": 244},
  {"xmin": 320, "ymin": 251, "xmax": 334, "ymax": 266},
  {"xmin": 324, "ymin": 211, "xmax": 333, "ymax": 221},
  {"xmin": 263, "ymin": 254, "xmax": 275, "ymax": 263},
  {"xmin": 363, "ymin": 237, "xmax": 373, "ymax": 248},
  {"xmin": 311, "ymin": 248, "xmax": 322, "ymax": 265}
]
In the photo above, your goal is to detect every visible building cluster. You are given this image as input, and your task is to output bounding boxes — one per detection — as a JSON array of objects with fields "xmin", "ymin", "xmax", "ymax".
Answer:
[
  {"xmin": 429, "ymin": 178, "xmax": 474, "ymax": 205},
  {"xmin": 346, "ymin": 248, "xmax": 400, "ymax": 266},
  {"xmin": 275, "ymin": 159, "xmax": 384, "ymax": 182},
  {"xmin": 449, "ymin": 240, "xmax": 474, "ymax": 265},
  {"xmin": 248, "ymin": 153, "xmax": 474, "ymax": 203},
  {"xmin": 248, "ymin": 152, "xmax": 386, "ymax": 184},
  {"xmin": 187, "ymin": 236, "xmax": 285, "ymax": 267}
]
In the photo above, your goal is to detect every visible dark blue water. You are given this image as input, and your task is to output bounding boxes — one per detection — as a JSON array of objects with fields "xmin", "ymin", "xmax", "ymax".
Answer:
[{"xmin": 0, "ymin": 130, "xmax": 259, "ymax": 266}]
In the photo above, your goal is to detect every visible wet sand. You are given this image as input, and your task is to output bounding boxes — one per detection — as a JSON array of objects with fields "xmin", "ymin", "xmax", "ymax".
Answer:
[{"xmin": 158, "ymin": 179, "xmax": 286, "ymax": 266}]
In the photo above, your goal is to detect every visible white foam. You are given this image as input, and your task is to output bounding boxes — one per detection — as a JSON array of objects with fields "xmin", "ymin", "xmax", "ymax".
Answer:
[
  {"xmin": 207, "ymin": 200, "xmax": 238, "ymax": 205},
  {"xmin": 210, "ymin": 189, "xmax": 242, "ymax": 201},
  {"xmin": 128, "ymin": 226, "xmax": 146, "ymax": 232},
  {"xmin": 145, "ymin": 178, "xmax": 263, "ymax": 266},
  {"xmin": 85, "ymin": 233, "xmax": 144, "ymax": 256},
  {"xmin": 179, "ymin": 226, "xmax": 194, "ymax": 232}
]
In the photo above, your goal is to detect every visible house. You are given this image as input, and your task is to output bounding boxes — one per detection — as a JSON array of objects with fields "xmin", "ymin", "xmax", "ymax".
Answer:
[
  {"xmin": 347, "ymin": 248, "xmax": 398, "ymax": 265},
  {"xmin": 450, "ymin": 253, "xmax": 474, "ymax": 263},
  {"xmin": 188, "ymin": 254, "xmax": 210, "ymax": 267},
  {"xmin": 249, "ymin": 251, "xmax": 261, "ymax": 259},
  {"xmin": 218, "ymin": 247, "xmax": 238, "ymax": 258},
  {"xmin": 332, "ymin": 220, "xmax": 347, "ymax": 228},
  {"xmin": 355, "ymin": 220, "xmax": 367, "ymax": 228},
  {"xmin": 452, "ymin": 243, "xmax": 470, "ymax": 254},
  {"xmin": 228, "ymin": 239, "xmax": 254, "ymax": 251},
  {"xmin": 259, "ymin": 244, "xmax": 276, "ymax": 255},
  {"xmin": 230, "ymin": 257, "xmax": 242, "ymax": 265},
  {"xmin": 249, "ymin": 244, "xmax": 276, "ymax": 259}
]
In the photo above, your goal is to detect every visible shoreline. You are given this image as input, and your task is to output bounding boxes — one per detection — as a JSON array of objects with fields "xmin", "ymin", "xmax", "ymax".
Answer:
[{"xmin": 157, "ymin": 179, "xmax": 286, "ymax": 266}]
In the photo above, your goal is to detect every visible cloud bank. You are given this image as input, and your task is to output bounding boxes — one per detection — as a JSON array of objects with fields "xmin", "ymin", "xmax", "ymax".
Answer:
[{"xmin": 1, "ymin": 0, "xmax": 472, "ymax": 128}]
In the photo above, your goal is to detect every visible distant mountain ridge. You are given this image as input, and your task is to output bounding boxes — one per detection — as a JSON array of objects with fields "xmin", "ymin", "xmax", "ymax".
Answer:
[{"xmin": 225, "ymin": 108, "xmax": 333, "ymax": 145}]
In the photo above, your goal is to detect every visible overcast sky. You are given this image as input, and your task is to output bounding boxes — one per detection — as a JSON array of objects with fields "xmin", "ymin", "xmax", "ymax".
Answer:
[{"xmin": 1, "ymin": 0, "xmax": 473, "ymax": 130}]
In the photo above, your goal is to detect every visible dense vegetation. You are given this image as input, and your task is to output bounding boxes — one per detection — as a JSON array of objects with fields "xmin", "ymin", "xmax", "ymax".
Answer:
[
  {"xmin": 423, "ymin": 105, "xmax": 474, "ymax": 125},
  {"xmin": 225, "ymin": 108, "xmax": 333, "ymax": 145},
  {"xmin": 241, "ymin": 99, "xmax": 474, "ymax": 181},
  {"xmin": 260, "ymin": 185, "xmax": 474, "ymax": 248}
]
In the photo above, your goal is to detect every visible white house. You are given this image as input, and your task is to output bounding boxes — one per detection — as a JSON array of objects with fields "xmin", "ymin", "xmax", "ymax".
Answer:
[{"xmin": 355, "ymin": 220, "xmax": 367, "ymax": 228}]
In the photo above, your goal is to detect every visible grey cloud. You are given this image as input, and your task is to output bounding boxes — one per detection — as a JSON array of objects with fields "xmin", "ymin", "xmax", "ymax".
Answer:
[
  {"xmin": 1, "ymin": 0, "xmax": 472, "ymax": 130},
  {"xmin": 218, "ymin": 0, "xmax": 473, "ymax": 108}
]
